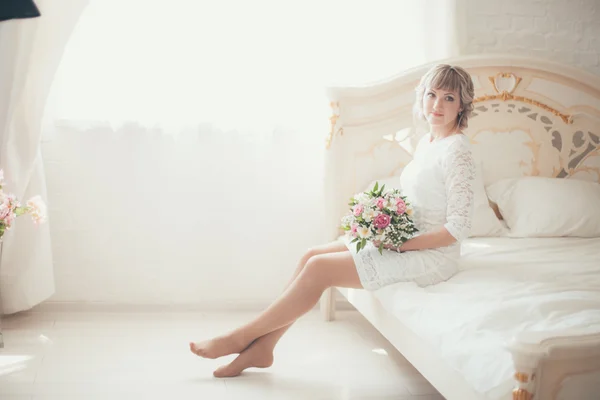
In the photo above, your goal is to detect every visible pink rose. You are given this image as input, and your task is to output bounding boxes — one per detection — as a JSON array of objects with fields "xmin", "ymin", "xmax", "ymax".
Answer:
[
  {"xmin": 351, "ymin": 224, "xmax": 358, "ymax": 237},
  {"xmin": 396, "ymin": 199, "xmax": 406, "ymax": 214},
  {"xmin": 375, "ymin": 197, "xmax": 385, "ymax": 210},
  {"xmin": 352, "ymin": 204, "xmax": 364, "ymax": 216},
  {"xmin": 373, "ymin": 214, "xmax": 391, "ymax": 229}
]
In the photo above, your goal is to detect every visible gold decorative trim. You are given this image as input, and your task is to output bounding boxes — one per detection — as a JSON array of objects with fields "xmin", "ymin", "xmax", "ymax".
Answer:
[
  {"xmin": 571, "ymin": 165, "xmax": 600, "ymax": 181},
  {"xmin": 474, "ymin": 73, "xmax": 573, "ymax": 124},
  {"xmin": 514, "ymin": 372, "xmax": 530, "ymax": 383},
  {"xmin": 489, "ymin": 73, "xmax": 522, "ymax": 95},
  {"xmin": 326, "ymin": 101, "xmax": 343, "ymax": 149}
]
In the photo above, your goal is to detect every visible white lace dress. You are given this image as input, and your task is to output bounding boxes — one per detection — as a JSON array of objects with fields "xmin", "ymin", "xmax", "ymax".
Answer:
[{"xmin": 344, "ymin": 133, "xmax": 476, "ymax": 290}]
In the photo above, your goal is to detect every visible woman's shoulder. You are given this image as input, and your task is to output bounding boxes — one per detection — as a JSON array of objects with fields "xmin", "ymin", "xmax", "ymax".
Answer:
[
  {"xmin": 445, "ymin": 133, "xmax": 472, "ymax": 150},
  {"xmin": 449, "ymin": 132, "xmax": 469, "ymax": 142},
  {"xmin": 442, "ymin": 134, "xmax": 475, "ymax": 165},
  {"xmin": 421, "ymin": 133, "xmax": 473, "ymax": 156}
]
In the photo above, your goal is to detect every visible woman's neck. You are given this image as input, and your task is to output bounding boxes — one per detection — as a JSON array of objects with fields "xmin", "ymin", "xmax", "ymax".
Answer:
[{"xmin": 430, "ymin": 125, "xmax": 458, "ymax": 140}]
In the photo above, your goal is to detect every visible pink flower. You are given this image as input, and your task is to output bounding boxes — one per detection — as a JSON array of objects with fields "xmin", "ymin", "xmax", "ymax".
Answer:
[
  {"xmin": 351, "ymin": 224, "xmax": 358, "ymax": 237},
  {"xmin": 373, "ymin": 214, "xmax": 391, "ymax": 229},
  {"xmin": 396, "ymin": 199, "xmax": 406, "ymax": 214},
  {"xmin": 3, "ymin": 211, "xmax": 14, "ymax": 228},
  {"xmin": 0, "ymin": 205, "xmax": 10, "ymax": 220},
  {"xmin": 26, "ymin": 195, "xmax": 47, "ymax": 224},
  {"xmin": 3, "ymin": 194, "xmax": 17, "ymax": 209},
  {"xmin": 375, "ymin": 197, "xmax": 385, "ymax": 210},
  {"xmin": 352, "ymin": 204, "xmax": 364, "ymax": 217}
]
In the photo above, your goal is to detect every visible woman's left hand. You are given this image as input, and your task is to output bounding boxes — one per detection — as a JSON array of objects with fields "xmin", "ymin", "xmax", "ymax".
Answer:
[{"xmin": 373, "ymin": 241, "xmax": 402, "ymax": 252}]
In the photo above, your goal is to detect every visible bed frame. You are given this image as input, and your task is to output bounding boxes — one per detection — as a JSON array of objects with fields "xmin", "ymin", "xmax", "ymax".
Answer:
[{"xmin": 320, "ymin": 54, "xmax": 600, "ymax": 400}]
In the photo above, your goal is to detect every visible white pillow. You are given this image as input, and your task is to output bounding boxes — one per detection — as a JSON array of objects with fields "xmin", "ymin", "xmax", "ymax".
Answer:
[
  {"xmin": 470, "ymin": 163, "xmax": 507, "ymax": 237},
  {"xmin": 364, "ymin": 166, "xmax": 507, "ymax": 237},
  {"xmin": 486, "ymin": 177, "xmax": 600, "ymax": 237}
]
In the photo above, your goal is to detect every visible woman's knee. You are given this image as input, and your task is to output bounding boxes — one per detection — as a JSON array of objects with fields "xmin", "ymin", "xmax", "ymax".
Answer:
[
  {"xmin": 304, "ymin": 247, "xmax": 318, "ymax": 259},
  {"xmin": 300, "ymin": 248, "xmax": 318, "ymax": 268},
  {"xmin": 305, "ymin": 241, "xmax": 346, "ymax": 259},
  {"xmin": 301, "ymin": 245, "xmax": 328, "ymax": 269},
  {"xmin": 292, "ymin": 248, "xmax": 318, "ymax": 278},
  {"xmin": 299, "ymin": 241, "xmax": 347, "ymax": 276},
  {"xmin": 299, "ymin": 255, "xmax": 330, "ymax": 289}
]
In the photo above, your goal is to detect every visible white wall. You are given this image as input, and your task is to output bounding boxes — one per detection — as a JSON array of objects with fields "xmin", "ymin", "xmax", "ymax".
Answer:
[
  {"xmin": 40, "ymin": 125, "xmax": 327, "ymax": 310},
  {"xmin": 463, "ymin": 0, "xmax": 600, "ymax": 76}
]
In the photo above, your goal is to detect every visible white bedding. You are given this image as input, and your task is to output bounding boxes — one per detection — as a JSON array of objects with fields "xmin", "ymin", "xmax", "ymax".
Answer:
[{"xmin": 373, "ymin": 237, "xmax": 600, "ymax": 400}]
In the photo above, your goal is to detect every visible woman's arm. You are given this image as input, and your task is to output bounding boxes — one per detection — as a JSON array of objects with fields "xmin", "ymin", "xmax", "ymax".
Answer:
[
  {"xmin": 398, "ymin": 227, "xmax": 456, "ymax": 251},
  {"xmin": 376, "ymin": 227, "xmax": 455, "ymax": 252}
]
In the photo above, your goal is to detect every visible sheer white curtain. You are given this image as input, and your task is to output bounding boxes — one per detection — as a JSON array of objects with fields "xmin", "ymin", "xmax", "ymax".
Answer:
[
  {"xmin": 36, "ymin": 0, "xmax": 460, "ymax": 306},
  {"xmin": 0, "ymin": 0, "xmax": 89, "ymax": 315}
]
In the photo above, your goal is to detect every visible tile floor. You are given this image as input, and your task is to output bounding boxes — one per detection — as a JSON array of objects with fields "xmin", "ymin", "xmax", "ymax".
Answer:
[{"xmin": 0, "ymin": 309, "xmax": 444, "ymax": 399}]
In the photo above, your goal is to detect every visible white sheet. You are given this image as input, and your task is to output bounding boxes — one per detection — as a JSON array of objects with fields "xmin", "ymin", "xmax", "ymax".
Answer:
[{"xmin": 374, "ymin": 237, "xmax": 600, "ymax": 400}]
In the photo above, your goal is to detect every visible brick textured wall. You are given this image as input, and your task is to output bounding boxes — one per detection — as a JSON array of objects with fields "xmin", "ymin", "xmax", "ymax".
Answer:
[{"xmin": 464, "ymin": 0, "xmax": 600, "ymax": 76}]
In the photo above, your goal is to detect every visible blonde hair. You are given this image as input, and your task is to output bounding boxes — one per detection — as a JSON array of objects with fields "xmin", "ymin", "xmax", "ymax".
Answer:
[{"xmin": 413, "ymin": 64, "xmax": 475, "ymax": 131}]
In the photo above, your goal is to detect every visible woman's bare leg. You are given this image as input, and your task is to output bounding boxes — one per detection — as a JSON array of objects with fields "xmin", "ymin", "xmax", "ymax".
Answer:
[
  {"xmin": 189, "ymin": 242, "xmax": 361, "ymax": 371},
  {"xmin": 210, "ymin": 241, "xmax": 348, "ymax": 377}
]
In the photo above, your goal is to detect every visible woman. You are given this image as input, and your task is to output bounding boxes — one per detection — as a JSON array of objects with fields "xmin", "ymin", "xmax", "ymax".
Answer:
[{"xmin": 190, "ymin": 64, "xmax": 477, "ymax": 378}]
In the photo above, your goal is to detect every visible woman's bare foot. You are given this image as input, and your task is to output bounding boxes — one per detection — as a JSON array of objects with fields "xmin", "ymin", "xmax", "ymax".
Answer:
[
  {"xmin": 212, "ymin": 339, "xmax": 274, "ymax": 378},
  {"xmin": 189, "ymin": 333, "xmax": 249, "ymax": 359}
]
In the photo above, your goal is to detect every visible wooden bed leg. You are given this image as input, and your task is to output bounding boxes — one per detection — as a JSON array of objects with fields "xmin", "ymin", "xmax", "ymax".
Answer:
[
  {"xmin": 508, "ymin": 339, "xmax": 540, "ymax": 400},
  {"xmin": 512, "ymin": 371, "xmax": 535, "ymax": 400},
  {"xmin": 320, "ymin": 287, "xmax": 336, "ymax": 321}
]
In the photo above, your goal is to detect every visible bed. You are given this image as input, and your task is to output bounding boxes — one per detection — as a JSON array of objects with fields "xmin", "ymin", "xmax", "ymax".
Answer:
[{"xmin": 319, "ymin": 54, "xmax": 600, "ymax": 400}]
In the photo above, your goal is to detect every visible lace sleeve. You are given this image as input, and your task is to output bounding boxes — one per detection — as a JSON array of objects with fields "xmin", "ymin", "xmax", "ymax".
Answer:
[{"xmin": 442, "ymin": 139, "xmax": 476, "ymax": 241}]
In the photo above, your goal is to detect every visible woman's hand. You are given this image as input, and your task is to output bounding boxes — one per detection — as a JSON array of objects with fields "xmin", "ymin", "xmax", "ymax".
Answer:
[
  {"xmin": 372, "ymin": 241, "xmax": 403, "ymax": 252},
  {"xmin": 372, "ymin": 227, "xmax": 456, "ymax": 253},
  {"xmin": 399, "ymin": 228, "xmax": 456, "ymax": 252}
]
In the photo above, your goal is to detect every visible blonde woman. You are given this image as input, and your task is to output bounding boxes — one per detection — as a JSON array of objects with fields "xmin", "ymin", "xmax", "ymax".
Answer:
[{"xmin": 190, "ymin": 64, "xmax": 477, "ymax": 378}]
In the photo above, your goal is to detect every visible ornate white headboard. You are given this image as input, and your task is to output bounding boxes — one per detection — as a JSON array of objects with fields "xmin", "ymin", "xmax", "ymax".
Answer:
[{"xmin": 323, "ymin": 54, "xmax": 600, "ymax": 240}]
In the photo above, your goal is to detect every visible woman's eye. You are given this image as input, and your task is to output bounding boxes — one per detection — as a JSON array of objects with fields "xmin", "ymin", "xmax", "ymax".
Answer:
[
  {"xmin": 446, "ymin": 96, "xmax": 455, "ymax": 101},
  {"xmin": 426, "ymin": 92, "xmax": 435, "ymax": 98}
]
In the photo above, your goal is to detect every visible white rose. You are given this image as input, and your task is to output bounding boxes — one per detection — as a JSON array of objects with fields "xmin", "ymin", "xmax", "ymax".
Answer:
[
  {"xmin": 357, "ymin": 226, "xmax": 371, "ymax": 239},
  {"xmin": 362, "ymin": 209, "xmax": 376, "ymax": 222}
]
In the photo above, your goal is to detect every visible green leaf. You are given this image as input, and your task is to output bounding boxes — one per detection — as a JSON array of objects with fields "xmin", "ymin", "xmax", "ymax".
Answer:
[
  {"xmin": 373, "ymin": 181, "xmax": 379, "ymax": 192},
  {"xmin": 378, "ymin": 243, "xmax": 384, "ymax": 255}
]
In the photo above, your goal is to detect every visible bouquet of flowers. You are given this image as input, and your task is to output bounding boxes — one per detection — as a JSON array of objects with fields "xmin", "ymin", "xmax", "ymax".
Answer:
[
  {"xmin": 0, "ymin": 169, "xmax": 47, "ymax": 240},
  {"xmin": 341, "ymin": 182, "xmax": 418, "ymax": 254}
]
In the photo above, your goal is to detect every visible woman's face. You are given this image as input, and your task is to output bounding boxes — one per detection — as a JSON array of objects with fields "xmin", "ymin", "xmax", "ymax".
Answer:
[{"xmin": 422, "ymin": 86, "xmax": 462, "ymax": 129}]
